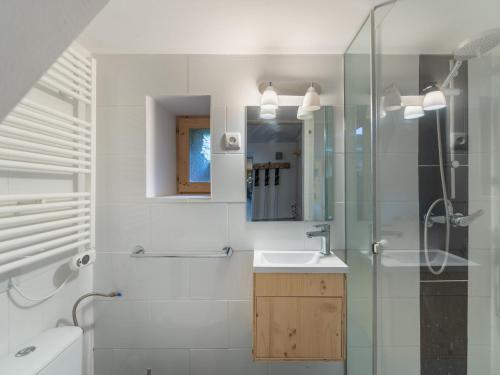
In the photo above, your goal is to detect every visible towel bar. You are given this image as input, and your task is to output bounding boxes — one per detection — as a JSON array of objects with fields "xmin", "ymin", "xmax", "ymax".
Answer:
[{"xmin": 130, "ymin": 245, "xmax": 233, "ymax": 258}]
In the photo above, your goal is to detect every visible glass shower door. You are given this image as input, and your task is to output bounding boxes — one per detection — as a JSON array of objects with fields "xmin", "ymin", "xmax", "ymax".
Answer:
[{"xmin": 345, "ymin": 15, "xmax": 375, "ymax": 375}]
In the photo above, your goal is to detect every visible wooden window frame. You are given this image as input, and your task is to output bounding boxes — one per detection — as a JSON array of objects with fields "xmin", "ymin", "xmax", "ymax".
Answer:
[{"xmin": 176, "ymin": 116, "xmax": 211, "ymax": 194}]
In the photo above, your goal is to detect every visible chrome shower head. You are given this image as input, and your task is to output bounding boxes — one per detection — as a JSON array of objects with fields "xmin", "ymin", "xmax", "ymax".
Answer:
[{"xmin": 454, "ymin": 29, "xmax": 500, "ymax": 61}]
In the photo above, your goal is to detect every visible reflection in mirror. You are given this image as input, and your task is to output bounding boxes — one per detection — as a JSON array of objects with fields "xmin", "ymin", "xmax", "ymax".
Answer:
[{"xmin": 245, "ymin": 106, "xmax": 334, "ymax": 222}]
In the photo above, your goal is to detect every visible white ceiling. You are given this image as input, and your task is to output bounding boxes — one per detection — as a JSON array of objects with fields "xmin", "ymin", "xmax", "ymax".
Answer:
[{"xmin": 78, "ymin": 0, "xmax": 383, "ymax": 54}]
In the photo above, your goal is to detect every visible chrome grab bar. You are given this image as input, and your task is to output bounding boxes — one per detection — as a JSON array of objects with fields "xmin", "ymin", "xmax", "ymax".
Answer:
[{"xmin": 130, "ymin": 245, "xmax": 233, "ymax": 258}]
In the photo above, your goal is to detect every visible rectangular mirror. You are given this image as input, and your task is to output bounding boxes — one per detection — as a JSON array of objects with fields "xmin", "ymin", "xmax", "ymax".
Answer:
[{"xmin": 246, "ymin": 106, "xmax": 334, "ymax": 222}]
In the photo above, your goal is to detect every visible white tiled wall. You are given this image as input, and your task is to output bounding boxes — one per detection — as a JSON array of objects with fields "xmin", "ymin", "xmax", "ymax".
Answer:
[
  {"xmin": 0, "ymin": 87, "xmax": 95, "ymax": 373},
  {"xmin": 94, "ymin": 54, "xmax": 345, "ymax": 375}
]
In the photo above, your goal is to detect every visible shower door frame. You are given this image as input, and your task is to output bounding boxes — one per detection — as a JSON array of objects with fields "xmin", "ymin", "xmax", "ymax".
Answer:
[{"xmin": 343, "ymin": 2, "xmax": 398, "ymax": 375}]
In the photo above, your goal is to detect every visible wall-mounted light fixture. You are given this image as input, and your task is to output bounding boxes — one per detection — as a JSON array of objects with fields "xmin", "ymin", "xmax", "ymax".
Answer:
[
  {"xmin": 297, "ymin": 106, "xmax": 313, "ymax": 120},
  {"xmin": 258, "ymin": 81, "xmax": 322, "ymax": 120},
  {"xmin": 383, "ymin": 84, "xmax": 402, "ymax": 112},
  {"xmin": 402, "ymin": 95, "xmax": 425, "ymax": 120},
  {"xmin": 260, "ymin": 106, "xmax": 277, "ymax": 120},
  {"xmin": 422, "ymin": 83, "xmax": 447, "ymax": 111},
  {"xmin": 260, "ymin": 82, "xmax": 279, "ymax": 110},
  {"xmin": 302, "ymin": 83, "xmax": 321, "ymax": 112}
]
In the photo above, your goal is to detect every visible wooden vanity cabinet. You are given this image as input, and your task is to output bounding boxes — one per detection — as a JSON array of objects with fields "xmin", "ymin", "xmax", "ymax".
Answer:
[{"xmin": 253, "ymin": 273, "xmax": 346, "ymax": 361}]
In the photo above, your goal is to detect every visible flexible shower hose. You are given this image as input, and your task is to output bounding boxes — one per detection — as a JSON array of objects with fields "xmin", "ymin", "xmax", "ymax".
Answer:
[{"xmin": 423, "ymin": 111, "xmax": 451, "ymax": 275}]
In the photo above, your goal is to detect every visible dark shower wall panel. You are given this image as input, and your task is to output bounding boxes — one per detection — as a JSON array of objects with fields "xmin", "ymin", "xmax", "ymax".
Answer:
[{"xmin": 418, "ymin": 55, "xmax": 469, "ymax": 375}]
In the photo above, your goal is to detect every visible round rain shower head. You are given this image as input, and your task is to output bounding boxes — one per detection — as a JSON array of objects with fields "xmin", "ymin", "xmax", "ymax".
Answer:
[{"xmin": 454, "ymin": 29, "xmax": 500, "ymax": 61}]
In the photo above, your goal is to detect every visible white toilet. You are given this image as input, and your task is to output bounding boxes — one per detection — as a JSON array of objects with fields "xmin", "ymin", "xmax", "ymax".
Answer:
[{"xmin": 0, "ymin": 327, "xmax": 83, "ymax": 375}]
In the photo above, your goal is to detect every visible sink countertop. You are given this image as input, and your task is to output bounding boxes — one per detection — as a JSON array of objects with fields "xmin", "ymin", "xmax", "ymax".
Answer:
[{"xmin": 253, "ymin": 250, "xmax": 349, "ymax": 274}]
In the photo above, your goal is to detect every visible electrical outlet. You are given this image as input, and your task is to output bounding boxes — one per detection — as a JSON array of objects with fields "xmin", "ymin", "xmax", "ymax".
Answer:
[
  {"xmin": 223, "ymin": 132, "xmax": 241, "ymax": 150},
  {"xmin": 69, "ymin": 250, "xmax": 96, "ymax": 271}
]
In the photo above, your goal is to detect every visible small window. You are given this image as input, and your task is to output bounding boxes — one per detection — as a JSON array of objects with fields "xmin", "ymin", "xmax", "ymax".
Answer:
[{"xmin": 176, "ymin": 116, "xmax": 211, "ymax": 194}]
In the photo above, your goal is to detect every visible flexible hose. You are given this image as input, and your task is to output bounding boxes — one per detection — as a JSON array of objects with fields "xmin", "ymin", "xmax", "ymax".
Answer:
[
  {"xmin": 424, "ymin": 111, "xmax": 451, "ymax": 275},
  {"xmin": 72, "ymin": 291, "xmax": 121, "ymax": 330},
  {"xmin": 9, "ymin": 272, "xmax": 75, "ymax": 302}
]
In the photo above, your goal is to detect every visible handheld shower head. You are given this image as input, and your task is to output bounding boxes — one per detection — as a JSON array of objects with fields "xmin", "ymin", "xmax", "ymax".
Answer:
[{"xmin": 454, "ymin": 29, "xmax": 500, "ymax": 61}]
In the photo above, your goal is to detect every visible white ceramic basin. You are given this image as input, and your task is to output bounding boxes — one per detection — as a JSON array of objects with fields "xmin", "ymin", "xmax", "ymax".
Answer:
[
  {"xmin": 260, "ymin": 251, "xmax": 321, "ymax": 265},
  {"xmin": 253, "ymin": 250, "xmax": 348, "ymax": 273}
]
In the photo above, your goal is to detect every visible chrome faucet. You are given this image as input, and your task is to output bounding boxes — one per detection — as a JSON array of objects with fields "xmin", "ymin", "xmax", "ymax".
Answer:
[
  {"xmin": 427, "ymin": 209, "xmax": 484, "ymax": 227},
  {"xmin": 306, "ymin": 224, "xmax": 331, "ymax": 256}
]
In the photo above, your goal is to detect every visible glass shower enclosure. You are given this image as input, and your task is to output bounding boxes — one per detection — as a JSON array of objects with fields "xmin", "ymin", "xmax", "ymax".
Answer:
[{"xmin": 345, "ymin": 1, "xmax": 500, "ymax": 375}]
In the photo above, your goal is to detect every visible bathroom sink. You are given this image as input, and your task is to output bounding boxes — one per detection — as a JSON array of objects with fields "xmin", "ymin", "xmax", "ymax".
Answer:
[
  {"xmin": 253, "ymin": 250, "xmax": 348, "ymax": 273},
  {"xmin": 260, "ymin": 251, "xmax": 321, "ymax": 265}
]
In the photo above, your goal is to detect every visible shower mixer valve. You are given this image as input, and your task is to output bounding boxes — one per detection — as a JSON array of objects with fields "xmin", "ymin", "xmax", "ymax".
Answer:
[{"xmin": 426, "ymin": 209, "xmax": 484, "ymax": 228}]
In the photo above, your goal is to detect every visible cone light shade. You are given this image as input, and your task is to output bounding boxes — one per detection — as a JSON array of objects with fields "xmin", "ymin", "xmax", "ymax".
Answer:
[
  {"xmin": 260, "ymin": 82, "xmax": 279, "ymax": 110},
  {"xmin": 383, "ymin": 84, "xmax": 402, "ymax": 112},
  {"xmin": 297, "ymin": 106, "xmax": 313, "ymax": 120},
  {"xmin": 404, "ymin": 105, "xmax": 425, "ymax": 119},
  {"xmin": 423, "ymin": 89, "xmax": 447, "ymax": 111},
  {"xmin": 260, "ymin": 106, "xmax": 276, "ymax": 120},
  {"xmin": 379, "ymin": 97, "xmax": 387, "ymax": 119},
  {"xmin": 302, "ymin": 85, "xmax": 321, "ymax": 112}
]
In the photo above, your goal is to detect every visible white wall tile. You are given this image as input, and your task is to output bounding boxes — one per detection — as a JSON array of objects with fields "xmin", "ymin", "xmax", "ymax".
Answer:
[
  {"xmin": 97, "ymin": 156, "xmax": 148, "ymax": 205},
  {"xmin": 468, "ymin": 297, "xmax": 492, "ymax": 346},
  {"xmin": 376, "ymin": 153, "xmax": 418, "ymax": 202},
  {"xmin": 150, "ymin": 301, "xmax": 228, "ymax": 349},
  {"xmin": 227, "ymin": 203, "xmax": 306, "ymax": 251},
  {"xmin": 333, "ymin": 153, "xmax": 345, "ymax": 203},
  {"xmin": 347, "ymin": 347, "xmax": 371, "ymax": 375},
  {"xmin": 378, "ymin": 265, "xmax": 420, "ymax": 299},
  {"xmin": 468, "ymin": 248, "xmax": 493, "ymax": 297},
  {"xmin": 210, "ymin": 105, "xmax": 245, "ymax": 155},
  {"xmin": 189, "ymin": 252, "xmax": 253, "ymax": 300},
  {"xmin": 228, "ymin": 301, "xmax": 252, "ymax": 348},
  {"xmin": 332, "ymin": 106, "xmax": 345, "ymax": 154},
  {"xmin": 97, "ymin": 55, "xmax": 188, "ymax": 106},
  {"xmin": 346, "ymin": 297, "xmax": 372, "ymax": 348},
  {"xmin": 150, "ymin": 203, "xmax": 228, "ymax": 251},
  {"xmin": 379, "ymin": 346, "xmax": 420, "ymax": 375},
  {"xmin": 378, "ymin": 202, "xmax": 419, "ymax": 250},
  {"xmin": 94, "ymin": 349, "xmax": 114, "ymax": 375},
  {"xmin": 190, "ymin": 349, "xmax": 267, "ymax": 375},
  {"xmin": 94, "ymin": 300, "xmax": 151, "ymax": 349},
  {"xmin": 468, "ymin": 345, "xmax": 491, "ymax": 375},
  {"xmin": 97, "ymin": 106, "xmax": 146, "ymax": 157},
  {"xmin": 211, "ymin": 154, "xmax": 246, "ymax": 202},
  {"xmin": 378, "ymin": 113, "xmax": 419, "ymax": 154},
  {"xmin": 379, "ymin": 298, "xmax": 420, "ymax": 347},
  {"xmin": 469, "ymin": 199, "xmax": 494, "ymax": 250},
  {"xmin": 109, "ymin": 349, "xmax": 189, "ymax": 375},
  {"xmin": 7, "ymin": 268, "xmax": 64, "ymax": 348},
  {"xmin": 210, "ymin": 105, "xmax": 228, "ymax": 154},
  {"xmin": 268, "ymin": 361, "xmax": 343, "ymax": 375},
  {"xmin": 95, "ymin": 253, "xmax": 189, "ymax": 300},
  {"xmin": 96, "ymin": 204, "xmax": 151, "ymax": 252},
  {"xmin": 227, "ymin": 106, "xmax": 246, "ymax": 154},
  {"xmin": 188, "ymin": 56, "xmax": 262, "ymax": 107}
]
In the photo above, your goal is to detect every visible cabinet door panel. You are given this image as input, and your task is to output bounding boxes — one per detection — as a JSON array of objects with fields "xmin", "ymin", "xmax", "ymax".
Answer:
[{"xmin": 255, "ymin": 296, "xmax": 343, "ymax": 360}]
